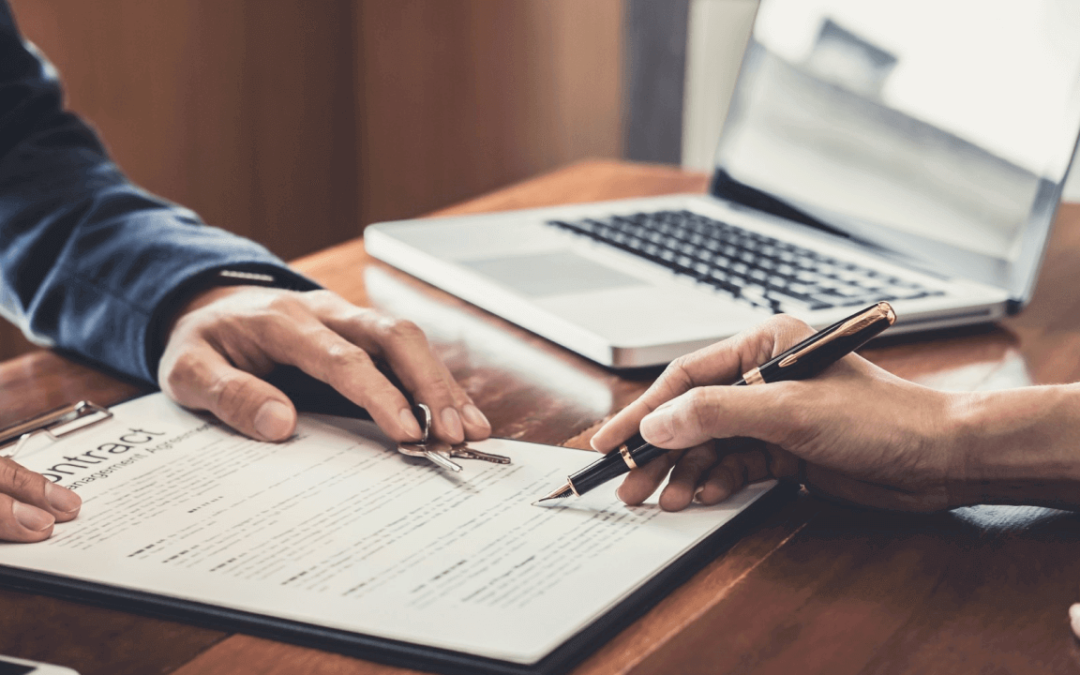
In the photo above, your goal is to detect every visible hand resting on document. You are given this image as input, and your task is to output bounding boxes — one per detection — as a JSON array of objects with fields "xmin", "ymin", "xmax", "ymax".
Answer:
[
  {"xmin": 0, "ymin": 286, "xmax": 492, "ymax": 544},
  {"xmin": 159, "ymin": 286, "xmax": 492, "ymax": 445}
]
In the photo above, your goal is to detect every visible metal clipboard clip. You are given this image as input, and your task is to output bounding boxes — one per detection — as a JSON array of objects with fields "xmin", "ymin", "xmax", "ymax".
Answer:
[{"xmin": 0, "ymin": 401, "xmax": 114, "ymax": 460}]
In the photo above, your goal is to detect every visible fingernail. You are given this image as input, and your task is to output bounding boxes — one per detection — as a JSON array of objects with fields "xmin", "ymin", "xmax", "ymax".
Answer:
[
  {"xmin": 461, "ymin": 404, "xmax": 491, "ymax": 430},
  {"xmin": 13, "ymin": 502, "xmax": 54, "ymax": 532},
  {"xmin": 45, "ymin": 481, "xmax": 81, "ymax": 514},
  {"xmin": 254, "ymin": 401, "xmax": 294, "ymax": 440},
  {"xmin": 441, "ymin": 407, "xmax": 465, "ymax": 442},
  {"xmin": 399, "ymin": 408, "xmax": 423, "ymax": 440},
  {"xmin": 640, "ymin": 411, "xmax": 674, "ymax": 445},
  {"xmin": 1070, "ymin": 604, "xmax": 1080, "ymax": 636}
]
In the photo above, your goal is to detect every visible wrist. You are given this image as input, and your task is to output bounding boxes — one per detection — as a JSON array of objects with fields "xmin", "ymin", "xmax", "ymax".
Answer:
[
  {"xmin": 152, "ymin": 267, "xmax": 316, "ymax": 369},
  {"xmin": 947, "ymin": 385, "xmax": 1080, "ymax": 509},
  {"xmin": 943, "ymin": 390, "xmax": 992, "ymax": 508}
]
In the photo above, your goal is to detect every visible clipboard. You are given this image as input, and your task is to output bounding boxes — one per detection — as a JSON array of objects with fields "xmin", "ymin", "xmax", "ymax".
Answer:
[
  {"xmin": 0, "ymin": 400, "xmax": 113, "ymax": 459},
  {"xmin": 0, "ymin": 395, "xmax": 796, "ymax": 675}
]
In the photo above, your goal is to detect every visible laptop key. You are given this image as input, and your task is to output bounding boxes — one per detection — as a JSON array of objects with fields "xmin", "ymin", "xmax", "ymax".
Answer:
[{"xmin": 545, "ymin": 213, "xmax": 939, "ymax": 314}]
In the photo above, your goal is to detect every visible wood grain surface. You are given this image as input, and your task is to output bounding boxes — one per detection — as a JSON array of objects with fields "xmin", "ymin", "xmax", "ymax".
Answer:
[{"xmin": 1, "ymin": 161, "xmax": 1079, "ymax": 675}]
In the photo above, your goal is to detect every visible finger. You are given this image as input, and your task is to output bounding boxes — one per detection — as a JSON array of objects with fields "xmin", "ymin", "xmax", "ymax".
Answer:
[
  {"xmin": 697, "ymin": 461, "xmax": 740, "ymax": 505},
  {"xmin": 425, "ymin": 355, "xmax": 491, "ymax": 441},
  {"xmin": 659, "ymin": 444, "xmax": 719, "ymax": 511},
  {"xmin": 638, "ymin": 382, "xmax": 806, "ymax": 449},
  {"xmin": 696, "ymin": 440, "xmax": 775, "ymax": 505},
  {"xmin": 161, "ymin": 343, "xmax": 300, "ymax": 442},
  {"xmin": 322, "ymin": 305, "xmax": 491, "ymax": 443},
  {"xmin": 616, "ymin": 449, "xmax": 684, "ymax": 505},
  {"xmin": 765, "ymin": 444, "xmax": 801, "ymax": 482},
  {"xmin": 254, "ymin": 318, "xmax": 425, "ymax": 443},
  {"xmin": 591, "ymin": 315, "xmax": 814, "ymax": 452},
  {"xmin": 0, "ymin": 457, "xmax": 81, "ymax": 523},
  {"xmin": 0, "ymin": 494, "xmax": 55, "ymax": 543},
  {"xmin": 370, "ymin": 321, "xmax": 479, "ymax": 444},
  {"xmin": 439, "ymin": 367, "xmax": 491, "ymax": 441}
]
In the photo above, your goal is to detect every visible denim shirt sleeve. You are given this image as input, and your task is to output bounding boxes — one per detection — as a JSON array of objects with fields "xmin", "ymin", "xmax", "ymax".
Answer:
[{"xmin": 0, "ymin": 3, "xmax": 320, "ymax": 385}]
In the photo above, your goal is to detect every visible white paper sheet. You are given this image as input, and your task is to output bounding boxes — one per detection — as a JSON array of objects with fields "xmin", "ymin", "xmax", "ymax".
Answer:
[{"xmin": 0, "ymin": 394, "xmax": 774, "ymax": 664}]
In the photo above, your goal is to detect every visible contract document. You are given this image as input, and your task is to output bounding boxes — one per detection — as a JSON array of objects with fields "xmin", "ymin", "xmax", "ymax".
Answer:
[{"xmin": 0, "ymin": 394, "xmax": 777, "ymax": 674}]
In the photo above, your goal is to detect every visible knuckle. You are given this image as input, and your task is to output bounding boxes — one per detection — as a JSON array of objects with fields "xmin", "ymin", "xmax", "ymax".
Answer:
[
  {"xmin": 771, "ymin": 314, "xmax": 815, "ymax": 347},
  {"xmin": 654, "ymin": 356, "xmax": 697, "ymax": 402},
  {"xmin": 162, "ymin": 351, "xmax": 202, "ymax": 394},
  {"xmin": 384, "ymin": 318, "xmax": 426, "ymax": 343},
  {"xmin": 682, "ymin": 388, "xmax": 717, "ymax": 435},
  {"xmin": 720, "ymin": 453, "xmax": 745, "ymax": 475},
  {"xmin": 208, "ymin": 373, "xmax": 258, "ymax": 418},
  {"xmin": 0, "ymin": 459, "xmax": 41, "ymax": 494},
  {"xmin": 747, "ymin": 314, "xmax": 814, "ymax": 362},
  {"xmin": 11, "ymin": 464, "xmax": 39, "ymax": 493},
  {"xmin": 264, "ymin": 292, "xmax": 304, "ymax": 318},
  {"xmin": 771, "ymin": 313, "xmax": 812, "ymax": 333},
  {"xmin": 420, "ymin": 375, "xmax": 454, "ymax": 402},
  {"xmin": 307, "ymin": 289, "xmax": 336, "ymax": 304},
  {"xmin": 324, "ymin": 341, "xmax": 372, "ymax": 371}
]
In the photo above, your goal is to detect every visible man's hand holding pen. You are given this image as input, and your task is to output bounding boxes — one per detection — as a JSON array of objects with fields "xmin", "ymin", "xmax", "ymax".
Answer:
[{"xmin": 589, "ymin": 313, "xmax": 962, "ymax": 513}]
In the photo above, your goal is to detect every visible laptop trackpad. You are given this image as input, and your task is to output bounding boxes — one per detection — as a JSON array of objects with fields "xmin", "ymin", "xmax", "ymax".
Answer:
[{"xmin": 462, "ymin": 251, "xmax": 644, "ymax": 297}]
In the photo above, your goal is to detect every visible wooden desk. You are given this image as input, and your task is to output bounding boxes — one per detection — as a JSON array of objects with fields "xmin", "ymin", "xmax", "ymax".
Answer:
[{"xmin": 2, "ymin": 160, "xmax": 1080, "ymax": 675}]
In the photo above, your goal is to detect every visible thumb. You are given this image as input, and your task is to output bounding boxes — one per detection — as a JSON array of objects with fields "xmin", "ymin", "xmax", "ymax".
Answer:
[
  {"xmin": 161, "ymin": 345, "xmax": 297, "ymax": 441},
  {"xmin": 638, "ymin": 383, "xmax": 801, "ymax": 449}
]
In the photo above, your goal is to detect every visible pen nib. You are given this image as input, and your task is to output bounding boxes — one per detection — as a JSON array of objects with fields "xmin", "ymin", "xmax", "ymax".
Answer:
[{"xmin": 535, "ymin": 483, "xmax": 574, "ymax": 505}]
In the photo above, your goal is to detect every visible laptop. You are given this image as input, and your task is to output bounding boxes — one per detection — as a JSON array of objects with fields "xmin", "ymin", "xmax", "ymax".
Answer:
[{"xmin": 367, "ymin": 0, "xmax": 1080, "ymax": 368}]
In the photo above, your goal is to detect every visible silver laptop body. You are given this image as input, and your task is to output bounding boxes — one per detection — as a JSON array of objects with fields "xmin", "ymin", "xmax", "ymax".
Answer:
[{"xmin": 368, "ymin": 0, "xmax": 1080, "ymax": 368}]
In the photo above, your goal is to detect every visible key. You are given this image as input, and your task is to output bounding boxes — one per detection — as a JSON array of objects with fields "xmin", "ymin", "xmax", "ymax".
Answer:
[
  {"xmin": 396, "ymin": 403, "xmax": 465, "ymax": 472},
  {"xmin": 397, "ymin": 442, "xmax": 464, "ymax": 472},
  {"xmin": 447, "ymin": 445, "xmax": 511, "ymax": 464}
]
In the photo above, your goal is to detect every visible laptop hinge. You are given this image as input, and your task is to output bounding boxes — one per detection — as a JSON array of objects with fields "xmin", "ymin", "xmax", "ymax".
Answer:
[{"xmin": 710, "ymin": 169, "xmax": 854, "ymax": 241}]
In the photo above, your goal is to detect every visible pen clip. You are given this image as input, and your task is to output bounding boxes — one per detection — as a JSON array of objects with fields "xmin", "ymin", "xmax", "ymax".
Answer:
[{"xmin": 777, "ymin": 302, "xmax": 896, "ymax": 368}]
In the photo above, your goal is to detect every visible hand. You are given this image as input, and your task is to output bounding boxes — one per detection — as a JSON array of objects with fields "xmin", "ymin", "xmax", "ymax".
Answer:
[
  {"xmin": 159, "ymin": 286, "xmax": 491, "ymax": 444},
  {"xmin": 590, "ymin": 315, "xmax": 963, "ymax": 512},
  {"xmin": 0, "ymin": 457, "xmax": 81, "ymax": 542}
]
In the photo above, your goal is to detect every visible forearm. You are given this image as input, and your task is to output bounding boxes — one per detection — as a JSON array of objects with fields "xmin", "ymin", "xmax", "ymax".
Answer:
[
  {"xmin": 950, "ymin": 384, "xmax": 1080, "ymax": 510},
  {"xmin": 0, "ymin": 4, "xmax": 317, "ymax": 383}
]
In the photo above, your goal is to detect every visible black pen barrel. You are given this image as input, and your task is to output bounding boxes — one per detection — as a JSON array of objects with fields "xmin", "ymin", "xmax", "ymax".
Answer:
[
  {"xmin": 757, "ymin": 316, "xmax": 891, "ymax": 382},
  {"xmin": 568, "ymin": 451, "xmax": 632, "ymax": 494},
  {"xmin": 567, "ymin": 438, "xmax": 669, "ymax": 496},
  {"xmin": 746, "ymin": 302, "xmax": 895, "ymax": 385}
]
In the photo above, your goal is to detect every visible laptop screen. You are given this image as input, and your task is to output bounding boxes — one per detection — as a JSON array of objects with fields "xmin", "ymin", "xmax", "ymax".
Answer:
[{"xmin": 713, "ymin": 0, "xmax": 1080, "ymax": 305}]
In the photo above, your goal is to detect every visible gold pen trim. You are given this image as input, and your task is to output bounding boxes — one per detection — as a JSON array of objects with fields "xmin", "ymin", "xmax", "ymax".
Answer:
[
  {"xmin": 565, "ymin": 477, "xmax": 582, "ymax": 497},
  {"xmin": 618, "ymin": 444, "xmax": 638, "ymax": 470},
  {"xmin": 742, "ymin": 367, "xmax": 765, "ymax": 385},
  {"xmin": 778, "ymin": 302, "xmax": 895, "ymax": 368}
]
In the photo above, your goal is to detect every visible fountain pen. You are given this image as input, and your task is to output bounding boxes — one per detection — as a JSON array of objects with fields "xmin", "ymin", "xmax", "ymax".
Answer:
[{"xmin": 537, "ymin": 301, "xmax": 897, "ymax": 503}]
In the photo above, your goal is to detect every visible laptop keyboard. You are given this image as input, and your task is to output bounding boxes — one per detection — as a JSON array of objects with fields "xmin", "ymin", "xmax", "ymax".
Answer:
[{"xmin": 547, "ymin": 210, "xmax": 942, "ymax": 313}]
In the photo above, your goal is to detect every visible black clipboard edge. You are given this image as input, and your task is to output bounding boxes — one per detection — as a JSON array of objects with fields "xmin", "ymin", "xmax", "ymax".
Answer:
[{"xmin": 0, "ymin": 482, "xmax": 797, "ymax": 675}]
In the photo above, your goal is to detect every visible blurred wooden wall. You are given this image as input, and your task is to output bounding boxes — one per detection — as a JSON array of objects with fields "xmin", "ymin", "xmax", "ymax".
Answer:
[
  {"xmin": 357, "ymin": 0, "xmax": 623, "ymax": 225},
  {"xmin": 0, "ymin": 0, "xmax": 623, "ymax": 363}
]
